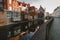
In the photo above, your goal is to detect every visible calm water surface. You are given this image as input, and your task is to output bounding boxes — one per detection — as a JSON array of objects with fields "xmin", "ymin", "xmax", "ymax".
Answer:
[{"xmin": 49, "ymin": 18, "xmax": 60, "ymax": 40}]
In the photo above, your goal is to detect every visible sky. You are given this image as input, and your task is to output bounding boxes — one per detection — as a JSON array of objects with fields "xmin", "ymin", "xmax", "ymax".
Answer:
[{"xmin": 18, "ymin": 0, "xmax": 60, "ymax": 13}]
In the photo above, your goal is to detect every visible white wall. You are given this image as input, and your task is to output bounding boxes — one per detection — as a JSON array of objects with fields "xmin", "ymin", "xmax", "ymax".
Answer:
[{"xmin": 54, "ymin": 8, "xmax": 60, "ymax": 17}]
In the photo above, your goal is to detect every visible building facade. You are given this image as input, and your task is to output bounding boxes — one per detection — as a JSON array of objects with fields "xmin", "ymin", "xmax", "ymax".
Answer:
[
  {"xmin": 0, "ymin": 0, "xmax": 30, "ymax": 26},
  {"xmin": 53, "ymin": 6, "xmax": 60, "ymax": 17},
  {"xmin": 0, "ymin": 0, "xmax": 30, "ymax": 40},
  {"xmin": 38, "ymin": 6, "xmax": 45, "ymax": 18}
]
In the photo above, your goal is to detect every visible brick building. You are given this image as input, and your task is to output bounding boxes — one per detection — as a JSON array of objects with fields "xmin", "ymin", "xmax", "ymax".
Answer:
[
  {"xmin": 0, "ymin": 0, "xmax": 30, "ymax": 40},
  {"xmin": 0, "ymin": 0, "xmax": 30, "ymax": 26}
]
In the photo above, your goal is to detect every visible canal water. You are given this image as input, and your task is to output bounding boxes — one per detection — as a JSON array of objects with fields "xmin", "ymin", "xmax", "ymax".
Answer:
[{"xmin": 48, "ymin": 18, "xmax": 60, "ymax": 40}]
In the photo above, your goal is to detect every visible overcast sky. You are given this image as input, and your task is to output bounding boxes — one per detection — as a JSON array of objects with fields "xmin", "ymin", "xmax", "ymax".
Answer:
[{"xmin": 18, "ymin": 0, "xmax": 60, "ymax": 13}]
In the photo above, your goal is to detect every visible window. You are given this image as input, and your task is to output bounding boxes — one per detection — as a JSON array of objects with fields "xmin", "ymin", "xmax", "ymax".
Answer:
[
  {"xmin": 7, "ymin": 11, "xmax": 21, "ymax": 21},
  {"xmin": 13, "ymin": 12, "xmax": 19, "ymax": 17},
  {"xmin": 12, "ymin": 12, "xmax": 21, "ymax": 21},
  {"xmin": 0, "ymin": 0, "xmax": 2, "ymax": 2},
  {"xmin": 0, "ymin": 4, "xmax": 6, "ymax": 9},
  {"xmin": 7, "ymin": 11, "xmax": 12, "ymax": 18},
  {"xmin": 0, "ymin": 4, "xmax": 3, "ymax": 8},
  {"xmin": 3, "ymin": 4, "xmax": 6, "ymax": 9},
  {"xmin": 0, "ymin": 0, "xmax": 6, "ymax": 9}
]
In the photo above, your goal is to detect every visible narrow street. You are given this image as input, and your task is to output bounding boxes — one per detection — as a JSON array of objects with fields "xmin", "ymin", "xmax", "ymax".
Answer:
[{"xmin": 48, "ymin": 18, "xmax": 60, "ymax": 40}]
